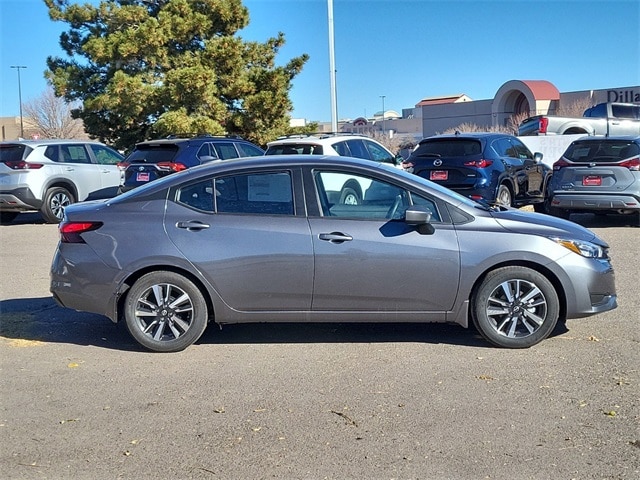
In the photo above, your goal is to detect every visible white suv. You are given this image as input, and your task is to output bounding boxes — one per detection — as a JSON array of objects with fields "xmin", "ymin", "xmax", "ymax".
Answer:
[
  {"xmin": 265, "ymin": 134, "xmax": 402, "ymax": 204},
  {"xmin": 0, "ymin": 140, "xmax": 123, "ymax": 223}
]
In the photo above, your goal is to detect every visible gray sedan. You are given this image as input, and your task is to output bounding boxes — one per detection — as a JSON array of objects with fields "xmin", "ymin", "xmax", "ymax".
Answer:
[{"xmin": 50, "ymin": 155, "xmax": 617, "ymax": 352}]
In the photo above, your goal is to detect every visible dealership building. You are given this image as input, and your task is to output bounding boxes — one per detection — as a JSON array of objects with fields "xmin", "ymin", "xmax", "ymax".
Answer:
[{"xmin": 329, "ymin": 79, "xmax": 640, "ymax": 141}]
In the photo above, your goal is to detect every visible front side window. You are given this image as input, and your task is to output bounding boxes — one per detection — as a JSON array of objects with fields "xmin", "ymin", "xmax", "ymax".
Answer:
[
  {"xmin": 90, "ymin": 144, "xmax": 122, "ymax": 165},
  {"xmin": 314, "ymin": 170, "xmax": 409, "ymax": 220},
  {"xmin": 215, "ymin": 171, "xmax": 293, "ymax": 215},
  {"xmin": 364, "ymin": 140, "xmax": 394, "ymax": 163},
  {"xmin": 510, "ymin": 138, "xmax": 533, "ymax": 160},
  {"xmin": 237, "ymin": 143, "xmax": 265, "ymax": 157}
]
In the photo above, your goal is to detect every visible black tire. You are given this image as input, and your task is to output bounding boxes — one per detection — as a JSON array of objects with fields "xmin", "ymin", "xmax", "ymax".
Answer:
[
  {"xmin": 41, "ymin": 186, "xmax": 74, "ymax": 223},
  {"xmin": 533, "ymin": 181, "xmax": 552, "ymax": 214},
  {"xmin": 0, "ymin": 211, "xmax": 19, "ymax": 224},
  {"xmin": 339, "ymin": 187, "xmax": 360, "ymax": 205},
  {"xmin": 495, "ymin": 184, "xmax": 512, "ymax": 207},
  {"xmin": 471, "ymin": 266, "xmax": 560, "ymax": 348},
  {"xmin": 548, "ymin": 206, "xmax": 571, "ymax": 220},
  {"xmin": 124, "ymin": 271, "xmax": 209, "ymax": 352}
]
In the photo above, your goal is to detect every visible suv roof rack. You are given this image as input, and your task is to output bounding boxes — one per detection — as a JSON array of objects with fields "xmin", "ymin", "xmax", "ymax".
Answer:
[
  {"xmin": 164, "ymin": 133, "xmax": 245, "ymax": 140},
  {"xmin": 273, "ymin": 132, "xmax": 367, "ymax": 140}
]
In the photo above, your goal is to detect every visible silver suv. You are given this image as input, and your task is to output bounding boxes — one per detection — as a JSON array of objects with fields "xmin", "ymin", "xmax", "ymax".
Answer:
[
  {"xmin": 265, "ymin": 134, "xmax": 402, "ymax": 205},
  {"xmin": 0, "ymin": 139, "xmax": 123, "ymax": 223},
  {"xmin": 549, "ymin": 136, "xmax": 640, "ymax": 225}
]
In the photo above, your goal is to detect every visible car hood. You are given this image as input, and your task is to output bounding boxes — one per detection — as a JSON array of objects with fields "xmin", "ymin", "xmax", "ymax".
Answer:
[{"xmin": 490, "ymin": 209, "xmax": 603, "ymax": 245}]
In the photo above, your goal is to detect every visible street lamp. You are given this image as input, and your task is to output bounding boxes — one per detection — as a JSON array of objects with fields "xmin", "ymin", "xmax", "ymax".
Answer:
[
  {"xmin": 10, "ymin": 65, "xmax": 26, "ymax": 138},
  {"xmin": 380, "ymin": 95, "xmax": 386, "ymax": 136}
]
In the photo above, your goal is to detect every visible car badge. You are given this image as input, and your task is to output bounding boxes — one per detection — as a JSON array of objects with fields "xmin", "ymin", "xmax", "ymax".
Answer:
[
  {"xmin": 433, "ymin": 159, "xmax": 442, "ymax": 167},
  {"xmin": 138, "ymin": 166, "xmax": 145, "ymax": 171}
]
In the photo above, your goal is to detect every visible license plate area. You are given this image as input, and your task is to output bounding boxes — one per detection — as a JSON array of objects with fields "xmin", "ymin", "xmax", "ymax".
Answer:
[
  {"xmin": 582, "ymin": 175, "xmax": 601, "ymax": 186},
  {"xmin": 136, "ymin": 172, "xmax": 150, "ymax": 182},
  {"xmin": 430, "ymin": 170, "xmax": 448, "ymax": 181}
]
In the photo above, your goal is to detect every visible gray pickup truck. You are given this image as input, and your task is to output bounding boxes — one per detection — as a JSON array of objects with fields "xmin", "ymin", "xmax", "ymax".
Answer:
[{"xmin": 518, "ymin": 102, "xmax": 640, "ymax": 136}]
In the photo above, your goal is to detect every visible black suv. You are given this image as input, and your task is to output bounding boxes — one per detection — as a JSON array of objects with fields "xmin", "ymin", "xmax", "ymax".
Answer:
[
  {"xmin": 119, "ymin": 135, "xmax": 264, "ymax": 192},
  {"xmin": 401, "ymin": 132, "xmax": 552, "ymax": 211}
]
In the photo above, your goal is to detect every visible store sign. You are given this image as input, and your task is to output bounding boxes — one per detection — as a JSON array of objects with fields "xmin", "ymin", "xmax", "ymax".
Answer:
[{"xmin": 607, "ymin": 89, "xmax": 640, "ymax": 103}]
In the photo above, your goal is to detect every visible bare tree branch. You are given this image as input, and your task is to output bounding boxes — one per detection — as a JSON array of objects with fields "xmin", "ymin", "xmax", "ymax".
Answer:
[{"xmin": 23, "ymin": 87, "xmax": 87, "ymax": 139}]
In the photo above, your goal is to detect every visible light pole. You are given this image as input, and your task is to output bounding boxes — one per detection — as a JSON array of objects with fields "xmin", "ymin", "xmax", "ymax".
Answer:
[
  {"xmin": 10, "ymin": 65, "xmax": 26, "ymax": 138},
  {"xmin": 380, "ymin": 95, "xmax": 386, "ymax": 136}
]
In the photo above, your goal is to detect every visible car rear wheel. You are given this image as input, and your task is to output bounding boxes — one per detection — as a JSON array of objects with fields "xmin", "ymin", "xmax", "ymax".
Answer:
[
  {"xmin": 548, "ymin": 206, "xmax": 571, "ymax": 220},
  {"xmin": 41, "ymin": 186, "xmax": 74, "ymax": 223},
  {"xmin": 496, "ymin": 184, "xmax": 512, "ymax": 207},
  {"xmin": 124, "ymin": 271, "xmax": 208, "ymax": 352},
  {"xmin": 471, "ymin": 266, "xmax": 559, "ymax": 348}
]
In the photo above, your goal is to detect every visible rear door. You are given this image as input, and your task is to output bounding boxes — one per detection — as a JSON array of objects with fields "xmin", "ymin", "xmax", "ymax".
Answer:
[
  {"xmin": 56, "ymin": 144, "xmax": 106, "ymax": 200},
  {"xmin": 164, "ymin": 169, "xmax": 315, "ymax": 312}
]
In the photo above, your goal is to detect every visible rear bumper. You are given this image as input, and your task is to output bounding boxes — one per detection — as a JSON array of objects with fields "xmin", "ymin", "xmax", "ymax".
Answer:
[
  {"xmin": 0, "ymin": 188, "xmax": 42, "ymax": 211},
  {"xmin": 551, "ymin": 193, "xmax": 640, "ymax": 212}
]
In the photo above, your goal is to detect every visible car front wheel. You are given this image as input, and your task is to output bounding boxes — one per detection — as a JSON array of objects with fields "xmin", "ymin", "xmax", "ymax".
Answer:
[
  {"xmin": 124, "ymin": 271, "xmax": 208, "ymax": 352},
  {"xmin": 471, "ymin": 266, "xmax": 560, "ymax": 348},
  {"xmin": 41, "ymin": 186, "xmax": 74, "ymax": 223}
]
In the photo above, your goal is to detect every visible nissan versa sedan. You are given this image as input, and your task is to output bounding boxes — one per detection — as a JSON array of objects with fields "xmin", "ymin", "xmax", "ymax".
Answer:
[{"xmin": 50, "ymin": 155, "xmax": 617, "ymax": 352}]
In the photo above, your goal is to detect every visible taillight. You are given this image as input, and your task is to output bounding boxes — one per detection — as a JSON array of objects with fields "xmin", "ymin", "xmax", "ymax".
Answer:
[
  {"xmin": 157, "ymin": 162, "xmax": 187, "ymax": 172},
  {"xmin": 619, "ymin": 157, "xmax": 640, "ymax": 171},
  {"xmin": 116, "ymin": 161, "xmax": 129, "ymax": 171},
  {"xmin": 59, "ymin": 221, "xmax": 102, "ymax": 243},
  {"xmin": 539, "ymin": 117, "xmax": 549, "ymax": 134},
  {"xmin": 553, "ymin": 158, "xmax": 571, "ymax": 171},
  {"xmin": 401, "ymin": 161, "xmax": 414, "ymax": 172},
  {"xmin": 464, "ymin": 159, "xmax": 493, "ymax": 168},
  {"xmin": 3, "ymin": 161, "xmax": 44, "ymax": 170}
]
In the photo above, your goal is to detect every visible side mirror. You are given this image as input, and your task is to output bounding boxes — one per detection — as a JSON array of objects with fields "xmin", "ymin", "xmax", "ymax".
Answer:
[
  {"xmin": 199, "ymin": 155, "xmax": 219, "ymax": 163},
  {"xmin": 405, "ymin": 207, "xmax": 435, "ymax": 235},
  {"xmin": 533, "ymin": 152, "xmax": 543, "ymax": 164}
]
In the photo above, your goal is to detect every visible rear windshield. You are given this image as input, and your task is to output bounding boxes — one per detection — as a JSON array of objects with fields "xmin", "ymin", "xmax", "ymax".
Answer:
[
  {"xmin": 265, "ymin": 144, "xmax": 323, "ymax": 155},
  {"xmin": 564, "ymin": 140, "xmax": 639, "ymax": 163},
  {"xmin": 0, "ymin": 144, "xmax": 30, "ymax": 162},
  {"xmin": 412, "ymin": 139, "xmax": 482, "ymax": 157},
  {"xmin": 125, "ymin": 145, "xmax": 180, "ymax": 163}
]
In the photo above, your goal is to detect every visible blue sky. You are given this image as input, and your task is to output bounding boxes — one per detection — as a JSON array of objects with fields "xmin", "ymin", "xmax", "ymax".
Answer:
[{"xmin": 1, "ymin": 0, "xmax": 639, "ymax": 123}]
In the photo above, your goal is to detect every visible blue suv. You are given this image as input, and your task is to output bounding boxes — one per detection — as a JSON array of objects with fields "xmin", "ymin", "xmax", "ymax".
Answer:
[
  {"xmin": 401, "ymin": 132, "xmax": 551, "ymax": 211},
  {"xmin": 119, "ymin": 135, "xmax": 264, "ymax": 192}
]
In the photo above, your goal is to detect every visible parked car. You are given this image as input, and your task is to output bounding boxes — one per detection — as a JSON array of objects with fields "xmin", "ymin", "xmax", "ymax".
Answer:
[
  {"xmin": 0, "ymin": 139, "xmax": 123, "ymax": 223},
  {"xmin": 401, "ymin": 132, "xmax": 552, "ymax": 211},
  {"xmin": 548, "ymin": 135, "xmax": 640, "ymax": 224},
  {"xmin": 265, "ymin": 134, "xmax": 402, "ymax": 205},
  {"xmin": 51, "ymin": 155, "xmax": 617, "ymax": 353},
  {"xmin": 119, "ymin": 134, "xmax": 264, "ymax": 192}
]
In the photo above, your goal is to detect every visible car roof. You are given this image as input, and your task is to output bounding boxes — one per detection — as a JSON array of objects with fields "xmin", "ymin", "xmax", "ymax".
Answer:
[
  {"xmin": 135, "ymin": 135, "xmax": 251, "ymax": 146},
  {"xmin": 267, "ymin": 133, "xmax": 369, "ymax": 146},
  {"xmin": 420, "ymin": 132, "xmax": 511, "ymax": 142},
  {"xmin": 570, "ymin": 135, "xmax": 640, "ymax": 142},
  {"xmin": 0, "ymin": 139, "xmax": 107, "ymax": 146}
]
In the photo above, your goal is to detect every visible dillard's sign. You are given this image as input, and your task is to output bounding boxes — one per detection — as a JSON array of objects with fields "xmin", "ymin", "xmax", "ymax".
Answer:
[{"xmin": 607, "ymin": 89, "xmax": 640, "ymax": 103}]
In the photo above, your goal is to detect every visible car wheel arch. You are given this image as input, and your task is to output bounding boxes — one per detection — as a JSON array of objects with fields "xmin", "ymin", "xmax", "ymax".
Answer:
[
  {"xmin": 43, "ymin": 179, "xmax": 79, "ymax": 201},
  {"xmin": 468, "ymin": 260, "xmax": 567, "ymax": 321},
  {"xmin": 116, "ymin": 265, "xmax": 216, "ymax": 325}
]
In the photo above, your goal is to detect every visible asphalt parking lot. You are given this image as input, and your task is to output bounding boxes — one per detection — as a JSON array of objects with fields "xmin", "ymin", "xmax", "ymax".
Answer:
[{"xmin": 1, "ymin": 212, "xmax": 638, "ymax": 480}]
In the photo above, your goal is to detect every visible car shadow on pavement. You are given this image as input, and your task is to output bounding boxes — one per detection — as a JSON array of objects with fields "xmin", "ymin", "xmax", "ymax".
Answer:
[{"xmin": 0, "ymin": 296, "xmax": 569, "ymax": 352}]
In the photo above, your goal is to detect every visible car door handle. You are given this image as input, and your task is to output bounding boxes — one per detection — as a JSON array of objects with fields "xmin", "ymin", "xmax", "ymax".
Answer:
[
  {"xmin": 176, "ymin": 221, "xmax": 210, "ymax": 231},
  {"xmin": 319, "ymin": 232, "xmax": 353, "ymax": 243}
]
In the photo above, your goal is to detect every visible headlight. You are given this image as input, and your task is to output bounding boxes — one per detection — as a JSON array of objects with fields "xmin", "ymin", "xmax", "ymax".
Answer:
[{"xmin": 551, "ymin": 238, "xmax": 607, "ymax": 259}]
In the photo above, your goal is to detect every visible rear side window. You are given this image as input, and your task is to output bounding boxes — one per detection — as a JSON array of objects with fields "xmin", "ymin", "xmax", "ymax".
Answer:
[
  {"xmin": 0, "ymin": 144, "xmax": 29, "ymax": 162},
  {"xmin": 266, "ymin": 144, "xmax": 323, "ymax": 155},
  {"xmin": 215, "ymin": 172, "xmax": 293, "ymax": 215},
  {"xmin": 126, "ymin": 145, "xmax": 180, "ymax": 163},
  {"xmin": 564, "ymin": 140, "xmax": 639, "ymax": 163},
  {"xmin": 212, "ymin": 142, "xmax": 240, "ymax": 160},
  {"xmin": 345, "ymin": 139, "xmax": 369, "ymax": 159},
  {"xmin": 413, "ymin": 140, "xmax": 481, "ymax": 157}
]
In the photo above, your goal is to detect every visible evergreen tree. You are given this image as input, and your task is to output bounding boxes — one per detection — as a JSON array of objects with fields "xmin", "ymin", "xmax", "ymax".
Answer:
[{"xmin": 44, "ymin": 0, "xmax": 308, "ymax": 150}]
